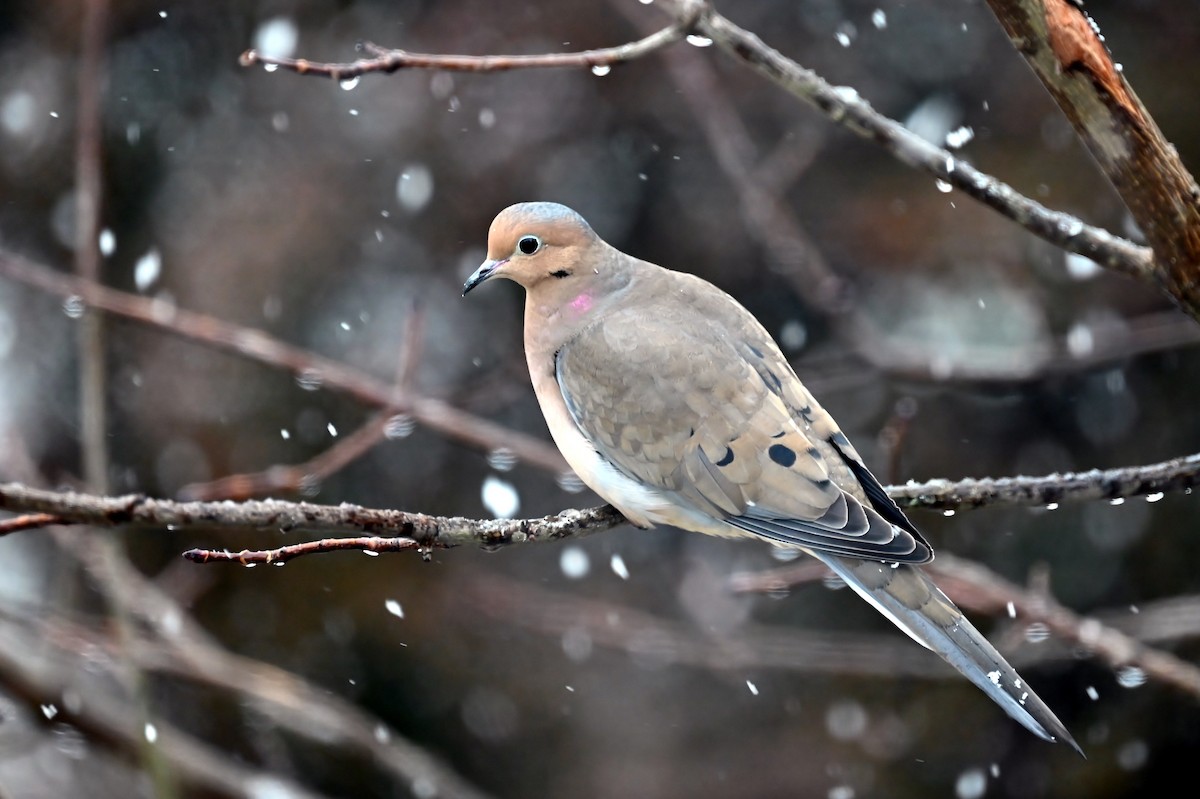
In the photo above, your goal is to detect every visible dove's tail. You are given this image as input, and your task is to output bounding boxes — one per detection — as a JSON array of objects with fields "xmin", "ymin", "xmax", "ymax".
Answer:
[{"xmin": 818, "ymin": 554, "xmax": 1083, "ymax": 756}]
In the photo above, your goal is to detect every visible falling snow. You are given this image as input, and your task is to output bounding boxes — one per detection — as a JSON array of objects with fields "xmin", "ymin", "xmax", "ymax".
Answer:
[
  {"xmin": 481, "ymin": 475, "xmax": 520, "ymax": 519},
  {"xmin": 559, "ymin": 546, "xmax": 590, "ymax": 579}
]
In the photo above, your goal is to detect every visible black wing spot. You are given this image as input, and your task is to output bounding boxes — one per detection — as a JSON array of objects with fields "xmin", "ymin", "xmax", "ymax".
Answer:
[
  {"xmin": 806, "ymin": 446, "xmax": 822, "ymax": 459},
  {"xmin": 768, "ymin": 444, "xmax": 796, "ymax": 468},
  {"xmin": 830, "ymin": 431, "xmax": 851, "ymax": 448},
  {"xmin": 716, "ymin": 447, "xmax": 735, "ymax": 467},
  {"xmin": 747, "ymin": 344, "xmax": 764, "ymax": 358},
  {"xmin": 771, "ymin": 431, "xmax": 787, "ymax": 439}
]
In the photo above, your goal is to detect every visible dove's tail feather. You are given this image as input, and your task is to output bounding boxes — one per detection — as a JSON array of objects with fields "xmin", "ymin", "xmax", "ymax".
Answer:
[{"xmin": 819, "ymin": 555, "xmax": 1083, "ymax": 757}]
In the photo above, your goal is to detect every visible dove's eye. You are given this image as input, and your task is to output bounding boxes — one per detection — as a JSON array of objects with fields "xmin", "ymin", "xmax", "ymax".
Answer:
[{"xmin": 517, "ymin": 235, "xmax": 542, "ymax": 255}]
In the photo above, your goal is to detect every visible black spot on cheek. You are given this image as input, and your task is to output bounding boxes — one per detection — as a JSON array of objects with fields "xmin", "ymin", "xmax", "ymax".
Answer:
[
  {"xmin": 768, "ymin": 444, "xmax": 796, "ymax": 468},
  {"xmin": 550, "ymin": 270, "xmax": 571, "ymax": 279},
  {"xmin": 716, "ymin": 447, "xmax": 735, "ymax": 467}
]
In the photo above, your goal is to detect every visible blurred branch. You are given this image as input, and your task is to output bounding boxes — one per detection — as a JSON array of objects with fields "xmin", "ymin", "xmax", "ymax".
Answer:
[
  {"xmin": 458, "ymin": 570, "xmax": 959, "ymax": 678},
  {"xmin": 74, "ymin": 0, "xmax": 109, "ymax": 492},
  {"xmin": 238, "ymin": 17, "xmax": 698, "ymax": 80},
  {"xmin": 0, "ymin": 616, "xmax": 333, "ymax": 799},
  {"xmin": 618, "ymin": 1, "xmax": 849, "ymax": 311},
  {"xmin": 855, "ymin": 309, "xmax": 1200, "ymax": 382},
  {"xmin": 2, "ymin": 449, "xmax": 1197, "ymax": 562},
  {"xmin": 179, "ymin": 306, "xmax": 428, "ymax": 501},
  {"xmin": 984, "ymin": 0, "xmax": 1200, "ymax": 319},
  {"xmin": 53, "ymin": 530, "xmax": 495, "ymax": 799},
  {"xmin": 932, "ymin": 553, "xmax": 1200, "ymax": 698},
  {"xmin": 455, "ymin": 571, "xmax": 1187, "ymax": 685},
  {"xmin": 729, "ymin": 554, "xmax": 1200, "ymax": 699},
  {"xmin": 0, "ymin": 250, "xmax": 566, "ymax": 474},
  {"xmin": 178, "ymin": 411, "xmax": 395, "ymax": 501}
]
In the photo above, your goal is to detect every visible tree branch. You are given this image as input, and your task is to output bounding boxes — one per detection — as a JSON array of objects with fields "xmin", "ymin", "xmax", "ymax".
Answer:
[
  {"xmin": 53, "ymin": 530, "xmax": 495, "ymax": 799},
  {"xmin": 728, "ymin": 554, "xmax": 1200, "ymax": 699},
  {"xmin": 238, "ymin": 18, "xmax": 697, "ymax": 80},
  {"xmin": 665, "ymin": 0, "xmax": 1157, "ymax": 284},
  {"xmin": 238, "ymin": 0, "xmax": 1172, "ymax": 311},
  {"xmin": 2, "ymin": 450, "xmax": 1196, "ymax": 563},
  {"xmin": 0, "ymin": 615, "xmax": 334, "ymax": 799},
  {"xmin": 888, "ymin": 451, "xmax": 1200, "ymax": 510},
  {"xmin": 179, "ymin": 305, "xmax": 428, "ymax": 501},
  {"xmin": 983, "ymin": 0, "xmax": 1200, "ymax": 318}
]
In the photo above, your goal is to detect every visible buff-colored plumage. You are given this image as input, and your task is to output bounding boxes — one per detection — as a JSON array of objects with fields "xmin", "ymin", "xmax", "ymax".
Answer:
[{"xmin": 464, "ymin": 201, "xmax": 1080, "ymax": 754}]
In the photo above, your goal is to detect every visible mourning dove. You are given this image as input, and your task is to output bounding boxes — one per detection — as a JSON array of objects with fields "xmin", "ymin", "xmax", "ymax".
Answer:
[{"xmin": 464, "ymin": 202, "xmax": 1081, "ymax": 754}]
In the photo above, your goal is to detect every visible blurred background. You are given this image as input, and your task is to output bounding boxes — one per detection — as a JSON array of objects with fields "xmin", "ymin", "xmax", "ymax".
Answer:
[{"xmin": 1, "ymin": 0, "xmax": 1199, "ymax": 796}]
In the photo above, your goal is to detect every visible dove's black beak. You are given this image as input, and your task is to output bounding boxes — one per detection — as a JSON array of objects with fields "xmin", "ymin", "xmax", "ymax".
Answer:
[{"xmin": 463, "ymin": 259, "xmax": 506, "ymax": 296}]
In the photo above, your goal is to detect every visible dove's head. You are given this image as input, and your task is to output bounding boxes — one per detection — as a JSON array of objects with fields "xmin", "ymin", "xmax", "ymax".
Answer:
[{"xmin": 463, "ymin": 203, "xmax": 629, "ymax": 315}]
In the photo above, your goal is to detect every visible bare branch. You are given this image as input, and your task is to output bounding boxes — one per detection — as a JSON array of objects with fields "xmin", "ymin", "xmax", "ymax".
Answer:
[
  {"xmin": 237, "ymin": 0, "xmax": 1154, "ymax": 289},
  {"xmin": 55, "ymin": 530, "xmax": 495, "ymax": 799},
  {"xmin": 619, "ymin": 0, "xmax": 849, "ymax": 311},
  {"xmin": 0, "ymin": 481, "xmax": 624, "ymax": 560},
  {"xmin": 177, "ymin": 413, "xmax": 394, "ymax": 501},
  {"xmin": 984, "ymin": 0, "xmax": 1200, "ymax": 318},
  {"xmin": 933, "ymin": 553, "xmax": 1200, "ymax": 698},
  {"xmin": 0, "ymin": 615, "xmax": 334, "ymax": 799},
  {"xmin": 729, "ymin": 558, "xmax": 1200, "ymax": 698},
  {"xmin": 656, "ymin": 0, "xmax": 1157, "ymax": 284},
  {"xmin": 455, "ymin": 570, "xmax": 1200, "ymax": 698},
  {"xmin": 2, "ymin": 450, "xmax": 1196, "ymax": 562},
  {"xmin": 238, "ymin": 19, "xmax": 696, "ymax": 80},
  {"xmin": 0, "ymin": 250, "xmax": 566, "ymax": 474},
  {"xmin": 891, "ymin": 452, "xmax": 1200, "ymax": 510},
  {"xmin": 179, "ymin": 306, "xmax": 428, "ymax": 501}
]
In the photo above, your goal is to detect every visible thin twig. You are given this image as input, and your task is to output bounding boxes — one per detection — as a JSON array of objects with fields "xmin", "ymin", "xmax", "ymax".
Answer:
[
  {"xmin": 0, "ymin": 512, "xmax": 70, "ymax": 535},
  {"xmin": 238, "ymin": 19, "xmax": 697, "ymax": 80}
]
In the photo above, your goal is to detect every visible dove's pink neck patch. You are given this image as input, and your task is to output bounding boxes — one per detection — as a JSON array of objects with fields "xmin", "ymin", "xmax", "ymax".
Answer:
[{"xmin": 569, "ymin": 292, "xmax": 593, "ymax": 313}]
